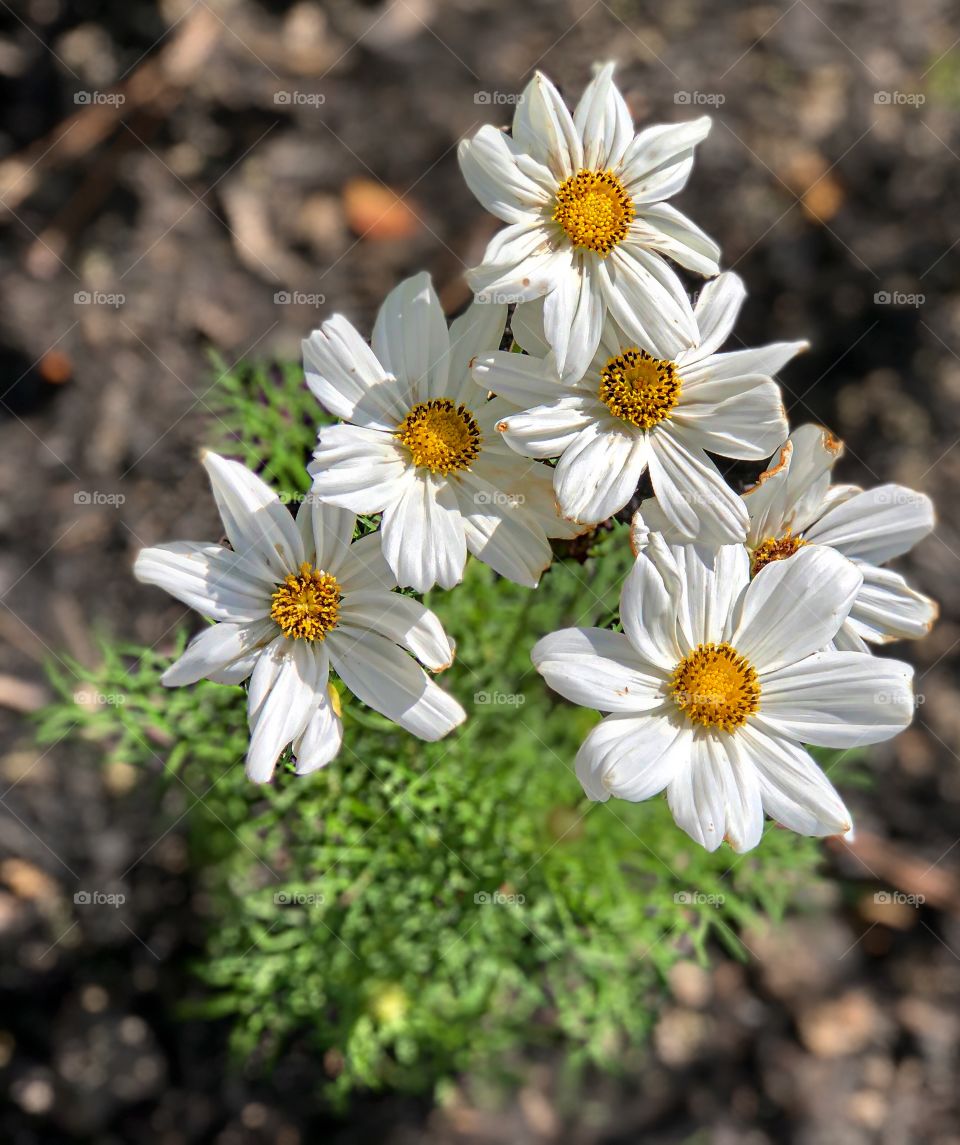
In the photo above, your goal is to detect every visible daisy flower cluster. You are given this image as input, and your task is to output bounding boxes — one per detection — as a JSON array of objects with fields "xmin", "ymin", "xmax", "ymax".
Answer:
[{"xmin": 136, "ymin": 63, "xmax": 935, "ymax": 854}]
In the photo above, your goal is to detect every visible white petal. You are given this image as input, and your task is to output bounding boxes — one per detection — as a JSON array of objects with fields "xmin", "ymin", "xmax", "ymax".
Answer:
[
  {"xmin": 647, "ymin": 428, "xmax": 748, "ymax": 543},
  {"xmin": 310, "ymin": 425, "xmax": 411, "ymax": 513},
  {"xmin": 292, "ymin": 688, "xmax": 343, "ymax": 774},
  {"xmin": 819, "ymin": 482, "xmax": 862, "ymax": 515},
  {"xmin": 554, "ymin": 421, "xmax": 649, "ymax": 524},
  {"xmin": 629, "ymin": 496, "xmax": 685, "ymax": 548},
  {"xmin": 803, "ymin": 485, "xmax": 935, "ymax": 564},
  {"xmin": 542, "ymin": 259, "xmax": 606, "ymax": 382},
  {"xmin": 208, "ymin": 653, "xmax": 262, "ymax": 686},
  {"xmin": 467, "ymin": 229, "xmax": 571, "ymax": 304},
  {"xmin": 294, "ymin": 497, "xmax": 356, "ymax": 574},
  {"xmin": 340, "ymin": 588, "xmax": 454, "ymax": 670},
  {"xmin": 738, "ymin": 722, "xmax": 852, "ymax": 837},
  {"xmin": 619, "ymin": 116, "xmax": 712, "ymax": 204},
  {"xmin": 511, "ymin": 465, "xmax": 584, "ymax": 540},
  {"xmin": 512, "ymin": 70, "xmax": 582, "ymax": 178},
  {"xmin": 681, "ymin": 341, "xmax": 809, "ymax": 386},
  {"xmin": 134, "ymin": 542, "xmax": 272, "ymax": 623},
  {"xmin": 446, "ymin": 298, "xmax": 508, "ymax": 405},
  {"xmin": 335, "ymin": 531, "xmax": 396, "ymax": 593},
  {"xmin": 670, "ymin": 732, "xmax": 765, "ymax": 852},
  {"xmin": 576, "ymin": 711, "xmax": 689, "ymax": 802},
  {"xmin": 532, "ymin": 627, "xmax": 665, "ymax": 714},
  {"xmin": 729, "ymin": 545, "xmax": 862, "ymax": 672},
  {"xmin": 246, "ymin": 638, "xmax": 323, "ymax": 783},
  {"xmin": 329, "ymin": 627, "xmax": 465, "ymax": 740},
  {"xmin": 372, "ymin": 272, "xmax": 450, "ymax": 400},
  {"xmin": 670, "ymin": 543, "xmax": 751, "ymax": 648},
  {"xmin": 574, "ymin": 62, "xmax": 634, "ymax": 170},
  {"xmin": 619, "ymin": 547, "xmax": 685, "ymax": 670},
  {"xmin": 470, "ymin": 220, "xmax": 547, "ymax": 274},
  {"xmin": 457, "ymin": 126, "xmax": 552, "ymax": 224},
  {"xmin": 202, "ymin": 452, "xmax": 304, "ymax": 578},
  {"xmin": 161, "ymin": 618, "xmax": 276, "ymax": 687},
  {"xmin": 457, "ymin": 469, "xmax": 553, "ymax": 587},
  {"xmin": 634, "ymin": 202, "xmax": 721, "ymax": 277},
  {"xmin": 472, "ymin": 446, "xmax": 581, "ymax": 539},
  {"xmin": 302, "ymin": 313, "xmax": 405, "ymax": 429},
  {"xmin": 673, "ymin": 377, "xmax": 789, "ymax": 460},
  {"xmin": 472, "ymin": 348, "xmax": 568, "ymax": 408},
  {"xmin": 756, "ymin": 650, "xmax": 914, "ymax": 747},
  {"xmin": 246, "ymin": 634, "xmax": 287, "ymax": 720},
  {"xmin": 846, "ymin": 564, "xmax": 938, "ymax": 643},
  {"xmin": 510, "ymin": 297, "xmax": 551, "ymax": 357},
  {"xmin": 666, "ymin": 735, "xmax": 727, "ymax": 852},
  {"xmin": 690, "ymin": 271, "xmax": 746, "ymax": 358},
  {"xmin": 712, "ymin": 733, "xmax": 765, "ymax": 853},
  {"xmin": 742, "ymin": 424, "xmax": 842, "ymax": 543},
  {"xmin": 497, "ymin": 397, "xmax": 597, "ymax": 459},
  {"xmin": 475, "ymin": 394, "xmax": 523, "ymax": 437},
  {"xmin": 832, "ymin": 621, "xmax": 872, "ymax": 654},
  {"xmin": 380, "ymin": 474, "xmax": 467, "ymax": 591},
  {"xmin": 600, "ymin": 244, "xmax": 698, "ymax": 358}
]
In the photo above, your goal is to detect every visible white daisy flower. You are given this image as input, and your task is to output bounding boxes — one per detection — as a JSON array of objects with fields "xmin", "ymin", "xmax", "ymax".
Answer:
[
  {"xmin": 458, "ymin": 62, "xmax": 720, "ymax": 381},
  {"xmin": 474, "ymin": 271, "xmax": 801, "ymax": 541},
  {"xmin": 532, "ymin": 541, "xmax": 915, "ymax": 852},
  {"xmin": 134, "ymin": 453, "xmax": 465, "ymax": 783},
  {"xmin": 632, "ymin": 424, "xmax": 937, "ymax": 651},
  {"xmin": 305, "ymin": 272, "xmax": 579, "ymax": 594}
]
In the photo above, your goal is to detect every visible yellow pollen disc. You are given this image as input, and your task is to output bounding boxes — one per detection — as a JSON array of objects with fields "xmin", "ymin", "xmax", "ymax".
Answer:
[
  {"xmin": 270, "ymin": 562, "xmax": 341, "ymax": 641},
  {"xmin": 751, "ymin": 531, "xmax": 807, "ymax": 576},
  {"xmin": 395, "ymin": 398, "xmax": 481, "ymax": 475},
  {"xmin": 598, "ymin": 348, "xmax": 682, "ymax": 429},
  {"xmin": 553, "ymin": 169, "xmax": 635, "ymax": 255},
  {"xmin": 670, "ymin": 642, "xmax": 760, "ymax": 733}
]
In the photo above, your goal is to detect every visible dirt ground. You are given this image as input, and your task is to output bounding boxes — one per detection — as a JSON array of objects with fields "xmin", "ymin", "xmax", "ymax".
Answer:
[{"xmin": 1, "ymin": 0, "xmax": 959, "ymax": 1141}]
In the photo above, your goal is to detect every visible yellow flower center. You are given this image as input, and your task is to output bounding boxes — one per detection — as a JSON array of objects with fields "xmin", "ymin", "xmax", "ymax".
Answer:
[
  {"xmin": 751, "ymin": 531, "xmax": 807, "ymax": 576},
  {"xmin": 270, "ymin": 562, "xmax": 341, "ymax": 641},
  {"xmin": 395, "ymin": 398, "xmax": 481, "ymax": 475},
  {"xmin": 598, "ymin": 348, "xmax": 682, "ymax": 429},
  {"xmin": 553, "ymin": 169, "xmax": 635, "ymax": 255},
  {"xmin": 670, "ymin": 642, "xmax": 760, "ymax": 733}
]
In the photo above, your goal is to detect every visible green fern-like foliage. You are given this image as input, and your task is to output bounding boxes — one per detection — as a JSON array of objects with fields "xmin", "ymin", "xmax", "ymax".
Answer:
[
  {"xmin": 207, "ymin": 352, "xmax": 326, "ymax": 495},
  {"xmin": 37, "ymin": 359, "xmax": 855, "ymax": 1102}
]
